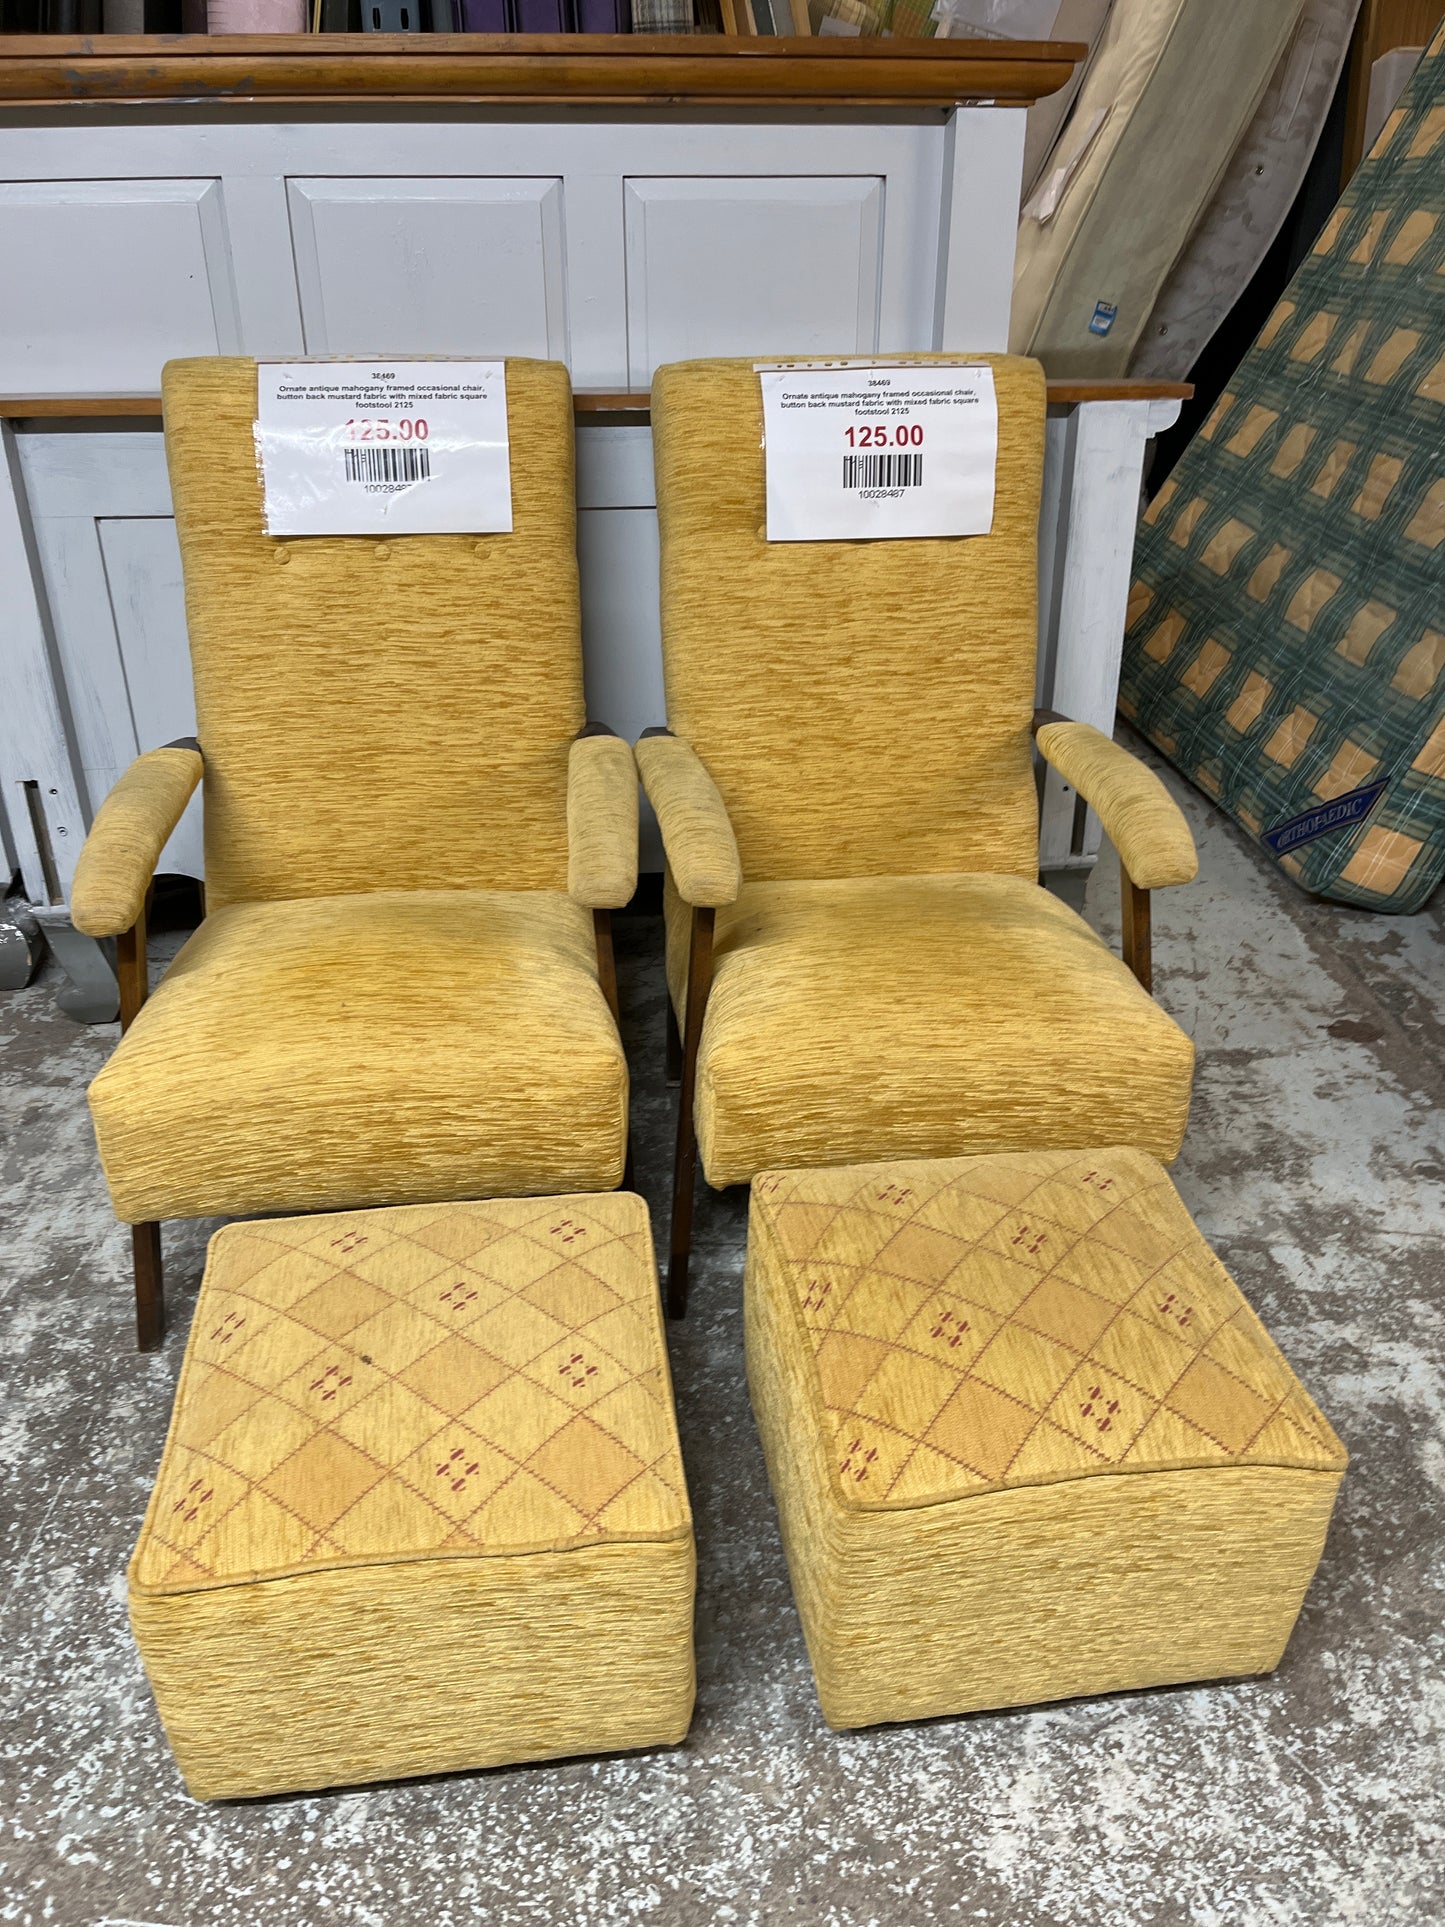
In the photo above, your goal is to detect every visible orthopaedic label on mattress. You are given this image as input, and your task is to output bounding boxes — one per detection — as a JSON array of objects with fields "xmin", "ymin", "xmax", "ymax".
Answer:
[
  {"xmin": 254, "ymin": 360, "xmax": 512, "ymax": 536},
  {"xmin": 757, "ymin": 362, "xmax": 998, "ymax": 542}
]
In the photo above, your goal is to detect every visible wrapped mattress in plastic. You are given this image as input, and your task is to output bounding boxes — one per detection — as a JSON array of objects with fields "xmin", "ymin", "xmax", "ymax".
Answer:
[{"xmin": 1011, "ymin": 0, "xmax": 1306, "ymax": 375}]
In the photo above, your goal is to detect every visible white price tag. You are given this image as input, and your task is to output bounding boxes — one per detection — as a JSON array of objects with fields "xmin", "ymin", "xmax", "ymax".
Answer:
[
  {"xmin": 255, "ymin": 360, "xmax": 511, "ymax": 537},
  {"xmin": 758, "ymin": 361, "xmax": 998, "ymax": 543}
]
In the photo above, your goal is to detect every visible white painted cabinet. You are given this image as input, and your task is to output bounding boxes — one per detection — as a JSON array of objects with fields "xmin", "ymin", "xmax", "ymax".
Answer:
[
  {"xmin": 0, "ymin": 103, "xmax": 1028, "ymax": 924},
  {"xmin": 287, "ymin": 177, "xmax": 570, "ymax": 360},
  {"xmin": 0, "ymin": 179, "xmax": 241, "ymax": 390},
  {"xmin": 15, "ymin": 431, "xmax": 203, "ymax": 880},
  {"xmin": 621, "ymin": 176, "xmax": 886, "ymax": 377},
  {"xmin": 0, "ymin": 76, "xmax": 1177, "ymax": 1012}
]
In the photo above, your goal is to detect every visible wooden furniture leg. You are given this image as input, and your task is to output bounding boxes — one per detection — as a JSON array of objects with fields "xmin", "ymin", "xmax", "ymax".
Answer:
[
  {"xmin": 132, "ymin": 1221, "xmax": 164, "ymax": 1354},
  {"xmin": 665, "ymin": 995, "xmax": 682, "ymax": 1085},
  {"xmin": 593, "ymin": 907, "xmax": 620, "ymax": 1025},
  {"xmin": 668, "ymin": 906, "xmax": 714, "ymax": 1320},
  {"xmin": 594, "ymin": 907, "xmax": 635, "ymax": 1193},
  {"xmin": 116, "ymin": 905, "xmax": 149, "ymax": 1031},
  {"xmin": 1120, "ymin": 869, "xmax": 1153, "ymax": 995},
  {"xmin": 117, "ymin": 905, "xmax": 164, "ymax": 1351}
]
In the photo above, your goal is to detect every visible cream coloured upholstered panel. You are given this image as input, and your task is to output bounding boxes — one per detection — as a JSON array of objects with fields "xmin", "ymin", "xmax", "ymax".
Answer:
[
  {"xmin": 162, "ymin": 356, "xmax": 583, "ymax": 907},
  {"xmin": 650, "ymin": 353, "xmax": 1047, "ymax": 886},
  {"xmin": 1011, "ymin": 0, "xmax": 1304, "ymax": 376}
]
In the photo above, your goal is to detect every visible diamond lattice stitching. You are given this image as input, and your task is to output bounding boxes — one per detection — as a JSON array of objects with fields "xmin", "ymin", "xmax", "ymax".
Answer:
[
  {"xmin": 755, "ymin": 1150, "xmax": 1343, "ymax": 1510},
  {"xmin": 138, "ymin": 1195, "xmax": 686, "ymax": 1590}
]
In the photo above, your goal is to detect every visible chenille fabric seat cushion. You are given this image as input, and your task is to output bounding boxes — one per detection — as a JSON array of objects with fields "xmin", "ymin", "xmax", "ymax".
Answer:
[
  {"xmin": 666, "ymin": 872, "xmax": 1195, "ymax": 1188},
  {"xmin": 129, "ymin": 1191, "xmax": 694, "ymax": 1798},
  {"xmin": 90, "ymin": 890, "xmax": 627, "ymax": 1225},
  {"xmin": 746, "ymin": 1146, "xmax": 1346, "ymax": 1730}
]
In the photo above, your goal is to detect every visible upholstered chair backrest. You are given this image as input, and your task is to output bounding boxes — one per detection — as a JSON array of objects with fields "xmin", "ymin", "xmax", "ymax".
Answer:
[
  {"xmin": 651, "ymin": 353, "xmax": 1047, "ymax": 883},
  {"xmin": 162, "ymin": 357, "xmax": 582, "ymax": 908}
]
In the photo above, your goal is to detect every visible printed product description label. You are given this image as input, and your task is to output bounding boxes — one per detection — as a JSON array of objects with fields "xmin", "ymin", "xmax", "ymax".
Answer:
[
  {"xmin": 255, "ymin": 360, "xmax": 511, "ymax": 536},
  {"xmin": 758, "ymin": 361, "xmax": 998, "ymax": 543}
]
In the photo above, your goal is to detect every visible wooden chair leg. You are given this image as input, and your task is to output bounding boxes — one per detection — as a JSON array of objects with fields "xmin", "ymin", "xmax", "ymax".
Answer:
[
  {"xmin": 133, "ymin": 1221, "xmax": 164, "ymax": 1352},
  {"xmin": 1121, "ymin": 870, "xmax": 1153, "ymax": 994},
  {"xmin": 593, "ymin": 908, "xmax": 620, "ymax": 1024},
  {"xmin": 665, "ymin": 995, "xmax": 682, "ymax": 1085},
  {"xmin": 594, "ymin": 907, "xmax": 636, "ymax": 1193},
  {"xmin": 116, "ymin": 907, "xmax": 165, "ymax": 1349},
  {"xmin": 115, "ymin": 904, "xmax": 149, "ymax": 1034},
  {"xmin": 667, "ymin": 906, "xmax": 714, "ymax": 1320}
]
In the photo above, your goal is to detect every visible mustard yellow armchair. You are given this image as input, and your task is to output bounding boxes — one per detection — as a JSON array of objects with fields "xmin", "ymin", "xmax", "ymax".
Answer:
[
  {"xmin": 643, "ymin": 354, "xmax": 1199, "ymax": 1315},
  {"xmin": 72, "ymin": 357, "xmax": 637, "ymax": 1351}
]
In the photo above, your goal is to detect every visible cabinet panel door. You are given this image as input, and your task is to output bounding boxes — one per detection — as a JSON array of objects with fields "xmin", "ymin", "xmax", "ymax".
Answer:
[
  {"xmin": 96, "ymin": 517, "xmax": 203, "ymax": 880},
  {"xmin": 623, "ymin": 177, "xmax": 883, "ymax": 383},
  {"xmin": 0, "ymin": 181, "xmax": 239, "ymax": 394},
  {"xmin": 577, "ymin": 503, "xmax": 665, "ymax": 871},
  {"xmin": 288, "ymin": 178, "xmax": 568, "ymax": 359},
  {"xmin": 18, "ymin": 430, "xmax": 202, "ymax": 877}
]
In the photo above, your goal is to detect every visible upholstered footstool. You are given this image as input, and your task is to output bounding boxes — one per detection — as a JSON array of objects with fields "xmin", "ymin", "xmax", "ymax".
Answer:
[
  {"xmin": 746, "ymin": 1148, "xmax": 1346, "ymax": 1730},
  {"xmin": 129, "ymin": 1193, "xmax": 694, "ymax": 1799}
]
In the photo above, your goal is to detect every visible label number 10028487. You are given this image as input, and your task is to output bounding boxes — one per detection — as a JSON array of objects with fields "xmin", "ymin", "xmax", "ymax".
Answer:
[{"xmin": 845, "ymin": 423, "xmax": 925, "ymax": 448}]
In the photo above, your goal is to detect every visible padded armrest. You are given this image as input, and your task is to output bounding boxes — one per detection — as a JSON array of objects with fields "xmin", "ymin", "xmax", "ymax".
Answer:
[
  {"xmin": 567, "ymin": 725, "xmax": 639, "ymax": 910},
  {"xmin": 1035, "ymin": 720, "xmax": 1197, "ymax": 890},
  {"xmin": 634, "ymin": 729, "xmax": 742, "ymax": 909},
  {"xmin": 70, "ymin": 743, "xmax": 204, "ymax": 938}
]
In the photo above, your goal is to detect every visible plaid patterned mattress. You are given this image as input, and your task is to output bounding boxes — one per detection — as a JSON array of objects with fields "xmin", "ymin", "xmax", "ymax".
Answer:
[{"xmin": 1120, "ymin": 26, "xmax": 1444, "ymax": 913}]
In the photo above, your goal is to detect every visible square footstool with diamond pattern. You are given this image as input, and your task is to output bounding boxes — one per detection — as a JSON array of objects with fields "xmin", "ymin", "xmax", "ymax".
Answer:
[
  {"xmin": 129, "ymin": 1192, "xmax": 695, "ymax": 1799},
  {"xmin": 746, "ymin": 1148, "xmax": 1346, "ymax": 1730}
]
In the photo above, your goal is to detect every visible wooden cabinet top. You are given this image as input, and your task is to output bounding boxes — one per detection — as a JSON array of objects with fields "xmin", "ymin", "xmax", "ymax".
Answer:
[{"xmin": 0, "ymin": 32, "xmax": 1084, "ymax": 110}]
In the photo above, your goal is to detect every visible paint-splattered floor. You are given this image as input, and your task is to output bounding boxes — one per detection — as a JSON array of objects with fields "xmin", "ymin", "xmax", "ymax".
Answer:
[{"xmin": 2, "ymin": 752, "xmax": 1442, "ymax": 1927}]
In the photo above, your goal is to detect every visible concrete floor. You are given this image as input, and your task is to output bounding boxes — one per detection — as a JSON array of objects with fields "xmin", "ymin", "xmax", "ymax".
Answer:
[{"xmin": 2, "ymin": 749, "xmax": 1442, "ymax": 1927}]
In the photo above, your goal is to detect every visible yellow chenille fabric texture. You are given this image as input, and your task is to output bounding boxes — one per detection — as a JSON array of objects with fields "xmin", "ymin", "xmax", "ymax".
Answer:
[
  {"xmin": 129, "ymin": 1192, "xmax": 695, "ymax": 1799},
  {"xmin": 745, "ymin": 1147, "xmax": 1346, "ymax": 1729},
  {"xmin": 665, "ymin": 874, "xmax": 1195, "ymax": 1186},
  {"xmin": 69, "ymin": 745, "xmax": 202, "ymax": 939},
  {"xmin": 566, "ymin": 733, "xmax": 640, "ymax": 909},
  {"xmin": 1036, "ymin": 721, "xmax": 1199, "ymax": 889},
  {"xmin": 90, "ymin": 892, "xmax": 626, "ymax": 1224},
  {"xmin": 651, "ymin": 355, "xmax": 1046, "ymax": 886},
  {"xmin": 85, "ymin": 357, "xmax": 631, "ymax": 1223},
  {"xmin": 634, "ymin": 734, "xmax": 743, "ymax": 907},
  {"xmin": 162, "ymin": 357, "xmax": 582, "ymax": 907},
  {"xmin": 649, "ymin": 355, "xmax": 1197, "ymax": 1188}
]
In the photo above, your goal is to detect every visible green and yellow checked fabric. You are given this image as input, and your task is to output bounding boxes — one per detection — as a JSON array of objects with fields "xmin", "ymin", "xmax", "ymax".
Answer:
[{"xmin": 1120, "ymin": 29, "xmax": 1445, "ymax": 914}]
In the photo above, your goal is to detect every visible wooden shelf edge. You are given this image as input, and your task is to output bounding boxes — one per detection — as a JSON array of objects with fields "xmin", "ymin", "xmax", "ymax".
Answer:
[
  {"xmin": 0, "ymin": 379, "xmax": 1191, "ymax": 420},
  {"xmin": 0, "ymin": 33, "xmax": 1085, "ymax": 109}
]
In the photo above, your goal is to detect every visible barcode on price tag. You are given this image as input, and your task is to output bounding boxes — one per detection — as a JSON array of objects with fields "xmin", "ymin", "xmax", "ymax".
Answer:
[
  {"xmin": 842, "ymin": 451, "xmax": 923, "ymax": 490},
  {"xmin": 255, "ymin": 360, "xmax": 511, "ymax": 537},
  {"xmin": 758, "ymin": 361, "xmax": 997, "ymax": 543},
  {"xmin": 343, "ymin": 444, "xmax": 432, "ymax": 486}
]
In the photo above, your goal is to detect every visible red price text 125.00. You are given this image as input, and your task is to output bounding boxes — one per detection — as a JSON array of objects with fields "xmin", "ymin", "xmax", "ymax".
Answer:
[
  {"xmin": 344, "ymin": 418, "xmax": 429, "ymax": 442},
  {"xmin": 844, "ymin": 423, "xmax": 924, "ymax": 447}
]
